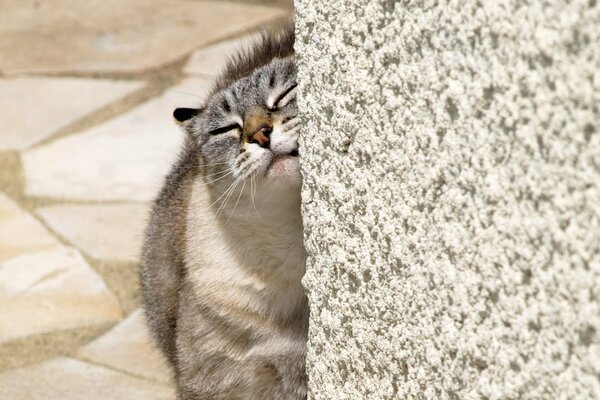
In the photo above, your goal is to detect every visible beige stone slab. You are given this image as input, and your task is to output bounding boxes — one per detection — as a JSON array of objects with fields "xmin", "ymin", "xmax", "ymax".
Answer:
[
  {"xmin": 22, "ymin": 78, "xmax": 212, "ymax": 201},
  {"xmin": 0, "ymin": 246, "xmax": 122, "ymax": 343},
  {"xmin": 0, "ymin": 357, "xmax": 174, "ymax": 400},
  {"xmin": 220, "ymin": 0, "xmax": 293, "ymax": 7},
  {"xmin": 0, "ymin": 192, "xmax": 59, "ymax": 262},
  {"xmin": 0, "ymin": 0, "xmax": 284, "ymax": 75},
  {"xmin": 37, "ymin": 203, "xmax": 150, "ymax": 262},
  {"xmin": 0, "ymin": 78, "xmax": 143, "ymax": 150},
  {"xmin": 184, "ymin": 34, "xmax": 260, "ymax": 76},
  {"xmin": 78, "ymin": 309, "xmax": 173, "ymax": 384}
]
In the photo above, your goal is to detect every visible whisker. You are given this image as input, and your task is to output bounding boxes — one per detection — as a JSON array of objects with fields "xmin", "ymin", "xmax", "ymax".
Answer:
[
  {"xmin": 284, "ymin": 125, "xmax": 300, "ymax": 135},
  {"xmin": 171, "ymin": 90, "xmax": 207, "ymax": 99},
  {"xmin": 204, "ymin": 170, "xmax": 234, "ymax": 185},
  {"xmin": 282, "ymin": 116, "xmax": 299, "ymax": 127},
  {"xmin": 215, "ymin": 171, "xmax": 242, "ymax": 217},
  {"xmin": 201, "ymin": 161, "xmax": 231, "ymax": 167},
  {"xmin": 203, "ymin": 168, "xmax": 232, "ymax": 179},
  {"xmin": 226, "ymin": 179, "xmax": 246, "ymax": 224},
  {"xmin": 209, "ymin": 177, "xmax": 239, "ymax": 209},
  {"xmin": 250, "ymin": 174, "xmax": 264, "ymax": 222},
  {"xmin": 215, "ymin": 178, "xmax": 241, "ymax": 221}
]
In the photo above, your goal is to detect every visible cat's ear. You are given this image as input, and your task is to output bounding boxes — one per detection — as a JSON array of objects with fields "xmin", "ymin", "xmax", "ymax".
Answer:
[{"xmin": 173, "ymin": 107, "xmax": 201, "ymax": 123}]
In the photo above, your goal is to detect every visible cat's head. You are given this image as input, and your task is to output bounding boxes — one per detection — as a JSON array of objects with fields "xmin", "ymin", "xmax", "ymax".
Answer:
[{"xmin": 175, "ymin": 29, "xmax": 300, "ymax": 216}]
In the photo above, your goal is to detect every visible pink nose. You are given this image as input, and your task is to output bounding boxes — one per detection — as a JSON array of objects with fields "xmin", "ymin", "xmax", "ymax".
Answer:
[{"xmin": 250, "ymin": 127, "xmax": 271, "ymax": 148}]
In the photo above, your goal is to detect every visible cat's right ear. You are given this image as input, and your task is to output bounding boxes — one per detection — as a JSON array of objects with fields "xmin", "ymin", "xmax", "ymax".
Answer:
[{"xmin": 173, "ymin": 108, "xmax": 201, "ymax": 124}]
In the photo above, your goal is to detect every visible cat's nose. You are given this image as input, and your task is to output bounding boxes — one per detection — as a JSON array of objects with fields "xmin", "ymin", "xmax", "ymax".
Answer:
[
  {"xmin": 250, "ymin": 126, "xmax": 271, "ymax": 148},
  {"xmin": 243, "ymin": 112, "xmax": 272, "ymax": 148}
]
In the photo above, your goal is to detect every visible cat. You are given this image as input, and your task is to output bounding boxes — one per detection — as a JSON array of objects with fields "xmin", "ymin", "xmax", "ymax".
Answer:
[{"xmin": 140, "ymin": 25, "xmax": 308, "ymax": 400}]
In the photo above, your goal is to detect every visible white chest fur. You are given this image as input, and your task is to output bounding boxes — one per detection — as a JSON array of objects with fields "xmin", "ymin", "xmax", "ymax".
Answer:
[{"xmin": 185, "ymin": 177, "xmax": 307, "ymax": 324}]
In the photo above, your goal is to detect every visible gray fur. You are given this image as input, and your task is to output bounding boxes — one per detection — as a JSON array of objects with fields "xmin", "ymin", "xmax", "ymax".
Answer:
[{"xmin": 140, "ymin": 26, "xmax": 308, "ymax": 400}]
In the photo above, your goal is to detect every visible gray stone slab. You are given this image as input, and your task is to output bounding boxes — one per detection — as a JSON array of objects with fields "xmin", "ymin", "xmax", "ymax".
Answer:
[
  {"xmin": 22, "ymin": 78, "xmax": 212, "ymax": 201},
  {"xmin": 0, "ymin": 78, "xmax": 143, "ymax": 150},
  {"xmin": 0, "ymin": 192, "xmax": 59, "ymax": 262},
  {"xmin": 78, "ymin": 309, "xmax": 173, "ymax": 384},
  {"xmin": 0, "ymin": 357, "xmax": 174, "ymax": 400},
  {"xmin": 0, "ymin": 246, "xmax": 122, "ymax": 343},
  {"xmin": 37, "ymin": 203, "xmax": 150, "ymax": 262},
  {"xmin": 0, "ymin": 0, "xmax": 284, "ymax": 75}
]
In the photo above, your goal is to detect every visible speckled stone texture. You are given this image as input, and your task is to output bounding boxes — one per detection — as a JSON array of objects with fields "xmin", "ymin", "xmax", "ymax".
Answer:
[{"xmin": 296, "ymin": 1, "xmax": 600, "ymax": 399}]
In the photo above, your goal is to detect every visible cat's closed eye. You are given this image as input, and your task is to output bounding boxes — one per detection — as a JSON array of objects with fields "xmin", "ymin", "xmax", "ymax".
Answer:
[
  {"xmin": 209, "ymin": 124, "xmax": 242, "ymax": 135},
  {"xmin": 269, "ymin": 82, "xmax": 298, "ymax": 111}
]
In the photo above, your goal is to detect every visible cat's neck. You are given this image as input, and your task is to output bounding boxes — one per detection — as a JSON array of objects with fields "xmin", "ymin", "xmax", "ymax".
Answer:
[
  {"xmin": 187, "ymin": 177, "xmax": 306, "ymax": 280},
  {"xmin": 214, "ymin": 179, "xmax": 302, "ymax": 231},
  {"xmin": 186, "ymin": 177, "xmax": 307, "ymax": 321}
]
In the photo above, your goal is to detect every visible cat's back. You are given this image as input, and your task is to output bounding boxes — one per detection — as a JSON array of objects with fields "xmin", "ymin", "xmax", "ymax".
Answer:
[{"xmin": 140, "ymin": 135, "xmax": 199, "ymax": 364}]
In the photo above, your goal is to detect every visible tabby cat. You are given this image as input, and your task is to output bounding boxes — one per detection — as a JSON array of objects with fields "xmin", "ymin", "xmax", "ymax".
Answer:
[{"xmin": 140, "ymin": 26, "xmax": 308, "ymax": 400}]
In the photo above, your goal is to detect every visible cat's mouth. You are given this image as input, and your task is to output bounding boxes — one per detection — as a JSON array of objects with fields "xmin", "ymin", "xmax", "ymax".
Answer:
[{"xmin": 271, "ymin": 149, "xmax": 299, "ymax": 163}]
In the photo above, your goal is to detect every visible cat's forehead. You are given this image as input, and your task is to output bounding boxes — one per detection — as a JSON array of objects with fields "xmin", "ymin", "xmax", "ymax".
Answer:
[
  {"xmin": 220, "ymin": 57, "xmax": 296, "ymax": 102},
  {"xmin": 201, "ymin": 56, "xmax": 296, "ymax": 121}
]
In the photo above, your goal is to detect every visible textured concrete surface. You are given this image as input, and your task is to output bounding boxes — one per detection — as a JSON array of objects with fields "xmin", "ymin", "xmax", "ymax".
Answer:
[{"xmin": 296, "ymin": 1, "xmax": 600, "ymax": 399}]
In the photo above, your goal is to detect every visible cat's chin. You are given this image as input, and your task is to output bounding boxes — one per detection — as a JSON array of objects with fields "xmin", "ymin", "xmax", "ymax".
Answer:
[{"xmin": 265, "ymin": 154, "xmax": 301, "ymax": 184}]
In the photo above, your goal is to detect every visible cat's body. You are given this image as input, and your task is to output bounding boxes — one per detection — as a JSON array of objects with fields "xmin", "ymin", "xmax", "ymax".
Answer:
[{"xmin": 140, "ymin": 27, "xmax": 308, "ymax": 399}]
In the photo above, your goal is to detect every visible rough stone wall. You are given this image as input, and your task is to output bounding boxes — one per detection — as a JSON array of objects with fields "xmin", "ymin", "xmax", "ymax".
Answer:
[{"xmin": 296, "ymin": 1, "xmax": 600, "ymax": 399}]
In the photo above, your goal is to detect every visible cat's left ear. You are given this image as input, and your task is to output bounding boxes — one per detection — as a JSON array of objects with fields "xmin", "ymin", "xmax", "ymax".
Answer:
[{"xmin": 173, "ymin": 108, "xmax": 201, "ymax": 123}]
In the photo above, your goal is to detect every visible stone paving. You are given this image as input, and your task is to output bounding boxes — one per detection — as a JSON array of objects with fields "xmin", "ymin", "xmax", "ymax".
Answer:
[{"xmin": 0, "ymin": 0, "xmax": 290, "ymax": 398}]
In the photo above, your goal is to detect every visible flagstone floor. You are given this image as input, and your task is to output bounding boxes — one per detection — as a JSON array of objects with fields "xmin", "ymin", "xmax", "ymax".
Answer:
[{"xmin": 0, "ymin": 1, "xmax": 290, "ymax": 398}]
